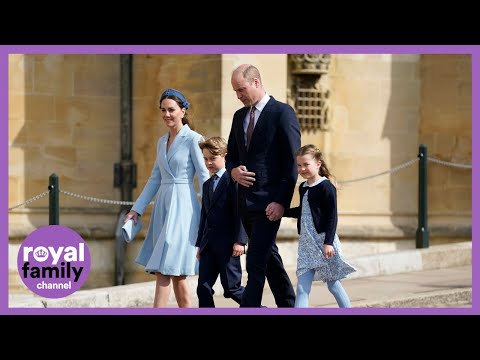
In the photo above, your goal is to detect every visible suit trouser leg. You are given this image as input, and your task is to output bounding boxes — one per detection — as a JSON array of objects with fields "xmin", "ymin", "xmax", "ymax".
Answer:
[
  {"xmin": 197, "ymin": 251, "xmax": 219, "ymax": 307},
  {"xmin": 266, "ymin": 242, "xmax": 296, "ymax": 307},
  {"xmin": 240, "ymin": 211, "xmax": 294, "ymax": 307},
  {"xmin": 219, "ymin": 254, "xmax": 244, "ymax": 305}
]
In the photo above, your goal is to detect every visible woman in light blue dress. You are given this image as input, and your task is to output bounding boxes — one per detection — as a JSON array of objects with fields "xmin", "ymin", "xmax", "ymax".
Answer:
[
  {"xmin": 284, "ymin": 144, "xmax": 356, "ymax": 308},
  {"xmin": 124, "ymin": 89, "xmax": 209, "ymax": 308}
]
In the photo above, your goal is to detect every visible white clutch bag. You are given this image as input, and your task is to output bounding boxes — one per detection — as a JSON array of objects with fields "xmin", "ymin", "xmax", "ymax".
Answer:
[{"xmin": 122, "ymin": 218, "xmax": 142, "ymax": 243}]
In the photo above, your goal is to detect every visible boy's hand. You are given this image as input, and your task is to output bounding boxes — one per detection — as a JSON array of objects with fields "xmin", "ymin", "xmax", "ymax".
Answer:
[{"xmin": 233, "ymin": 243, "xmax": 245, "ymax": 257}]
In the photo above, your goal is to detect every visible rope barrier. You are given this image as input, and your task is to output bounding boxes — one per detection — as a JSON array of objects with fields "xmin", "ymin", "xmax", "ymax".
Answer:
[
  {"xmin": 59, "ymin": 190, "xmax": 135, "ymax": 206},
  {"xmin": 7, "ymin": 155, "xmax": 471, "ymax": 211},
  {"xmin": 7, "ymin": 190, "xmax": 50, "ymax": 211},
  {"xmin": 338, "ymin": 158, "xmax": 419, "ymax": 184},
  {"xmin": 427, "ymin": 156, "xmax": 472, "ymax": 169}
]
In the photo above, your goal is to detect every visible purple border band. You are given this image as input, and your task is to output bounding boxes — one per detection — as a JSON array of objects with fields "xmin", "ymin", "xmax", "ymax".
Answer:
[
  {"xmin": 3, "ymin": 45, "xmax": 478, "ymax": 54},
  {"xmin": 2, "ymin": 45, "xmax": 478, "ymax": 315}
]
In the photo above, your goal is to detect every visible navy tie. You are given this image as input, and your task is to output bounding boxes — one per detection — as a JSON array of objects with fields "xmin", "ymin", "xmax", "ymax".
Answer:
[{"xmin": 209, "ymin": 174, "xmax": 217, "ymax": 199}]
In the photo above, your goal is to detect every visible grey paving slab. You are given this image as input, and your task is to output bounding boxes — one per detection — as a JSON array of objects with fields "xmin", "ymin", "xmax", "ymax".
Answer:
[
  {"xmin": 211, "ymin": 265, "xmax": 472, "ymax": 308},
  {"xmin": 8, "ymin": 242, "xmax": 473, "ymax": 309}
]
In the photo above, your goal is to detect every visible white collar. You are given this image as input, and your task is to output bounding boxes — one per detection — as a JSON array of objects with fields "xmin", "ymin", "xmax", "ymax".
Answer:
[
  {"xmin": 213, "ymin": 167, "xmax": 226, "ymax": 179},
  {"xmin": 303, "ymin": 176, "xmax": 327, "ymax": 187},
  {"xmin": 252, "ymin": 93, "xmax": 270, "ymax": 112}
]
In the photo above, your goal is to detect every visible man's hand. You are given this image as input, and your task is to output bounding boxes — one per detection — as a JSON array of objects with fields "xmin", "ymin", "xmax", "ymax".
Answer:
[
  {"xmin": 265, "ymin": 202, "xmax": 284, "ymax": 221},
  {"xmin": 231, "ymin": 165, "xmax": 256, "ymax": 187}
]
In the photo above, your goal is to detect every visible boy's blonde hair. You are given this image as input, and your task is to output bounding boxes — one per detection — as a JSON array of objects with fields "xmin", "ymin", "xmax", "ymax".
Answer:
[{"xmin": 199, "ymin": 136, "xmax": 227, "ymax": 156}]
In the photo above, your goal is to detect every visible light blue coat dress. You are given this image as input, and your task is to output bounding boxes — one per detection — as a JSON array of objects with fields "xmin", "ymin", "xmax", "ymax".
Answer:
[{"xmin": 131, "ymin": 125, "xmax": 210, "ymax": 276}]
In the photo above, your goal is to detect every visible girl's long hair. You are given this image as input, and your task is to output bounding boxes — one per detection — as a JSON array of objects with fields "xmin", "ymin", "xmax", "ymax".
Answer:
[{"xmin": 296, "ymin": 144, "xmax": 337, "ymax": 186}]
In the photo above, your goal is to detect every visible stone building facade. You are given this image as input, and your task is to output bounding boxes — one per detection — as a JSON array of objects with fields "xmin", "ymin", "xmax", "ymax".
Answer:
[{"xmin": 8, "ymin": 53, "xmax": 472, "ymax": 292}]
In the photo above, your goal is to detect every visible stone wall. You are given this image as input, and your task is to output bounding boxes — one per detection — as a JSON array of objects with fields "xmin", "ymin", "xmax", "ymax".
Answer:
[{"xmin": 419, "ymin": 55, "xmax": 471, "ymax": 226}]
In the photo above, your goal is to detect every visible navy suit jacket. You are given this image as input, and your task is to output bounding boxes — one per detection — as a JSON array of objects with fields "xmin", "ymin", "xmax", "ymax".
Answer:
[
  {"xmin": 195, "ymin": 172, "xmax": 247, "ymax": 255},
  {"xmin": 226, "ymin": 96, "xmax": 301, "ymax": 212}
]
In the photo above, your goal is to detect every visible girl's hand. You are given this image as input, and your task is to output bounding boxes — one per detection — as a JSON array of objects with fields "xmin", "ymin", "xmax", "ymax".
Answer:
[{"xmin": 324, "ymin": 244, "xmax": 335, "ymax": 259}]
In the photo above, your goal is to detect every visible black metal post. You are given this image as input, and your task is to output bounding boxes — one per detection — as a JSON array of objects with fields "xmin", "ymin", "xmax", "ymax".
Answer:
[
  {"xmin": 416, "ymin": 144, "xmax": 429, "ymax": 248},
  {"xmin": 114, "ymin": 54, "xmax": 136, "ymax": 285},
  {"xmin": 48, "ymin": 173, "xmax": 59, "ymax": 225}
]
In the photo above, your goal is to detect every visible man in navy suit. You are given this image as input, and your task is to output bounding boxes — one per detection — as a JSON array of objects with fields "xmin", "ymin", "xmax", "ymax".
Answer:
[
  {"xmin": 196, "ymin": 136, "xmax": 246, "ymax": 307},
  {"xmin": 226, "ymin": 64, "xmax": 301, "ymax": 307}
]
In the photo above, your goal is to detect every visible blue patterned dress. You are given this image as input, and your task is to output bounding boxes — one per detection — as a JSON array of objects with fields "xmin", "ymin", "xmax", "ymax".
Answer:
[{"xmin": 296, "ymin": 182, "xmax": 357, "ymax": 282}]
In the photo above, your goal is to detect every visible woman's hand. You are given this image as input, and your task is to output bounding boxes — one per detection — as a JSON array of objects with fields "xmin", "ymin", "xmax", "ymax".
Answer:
[{"xmin": 124, "ymin": 210, "xmax": 139, "ymax": 225}]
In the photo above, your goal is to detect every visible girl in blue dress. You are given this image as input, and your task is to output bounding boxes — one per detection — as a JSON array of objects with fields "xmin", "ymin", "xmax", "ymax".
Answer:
[{"xmin": 284, "ymin": 144, "xmax": 356, "ymax": 308}]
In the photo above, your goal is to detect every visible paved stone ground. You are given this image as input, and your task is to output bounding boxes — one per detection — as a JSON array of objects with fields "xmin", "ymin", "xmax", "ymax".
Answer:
[
  {"xmin": 8, "ymin": 242, "xmax": 473, "ymax": 310},
  {"xmin": 210, "ymin": 265, "xmax": 472, "ymax": 308}
]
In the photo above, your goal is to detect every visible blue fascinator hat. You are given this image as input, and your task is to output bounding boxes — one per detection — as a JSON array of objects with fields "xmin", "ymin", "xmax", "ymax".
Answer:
[{"xmin": 161, "ymin": 88, "xmax": 190, "ymax": 110}]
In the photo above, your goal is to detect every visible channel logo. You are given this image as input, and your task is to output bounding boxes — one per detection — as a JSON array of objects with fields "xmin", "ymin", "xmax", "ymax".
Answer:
[{"xmin": 17, "ymin": 225, "xmax": 91, "ymax": 298}]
